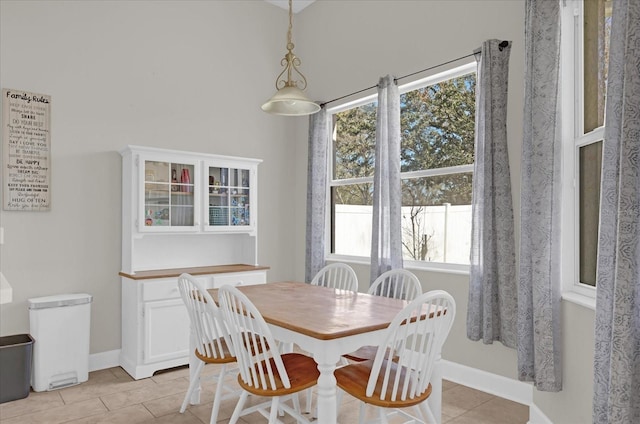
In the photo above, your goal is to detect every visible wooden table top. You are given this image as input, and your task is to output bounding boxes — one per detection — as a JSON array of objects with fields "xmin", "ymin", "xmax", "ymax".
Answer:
[
  {"xmin": 119, "ymin": 264, "xmax": 270, "ymax": 280},
  {"xmin": 209, "ymin": 281, "xmax": 411, "ymax": 340}
]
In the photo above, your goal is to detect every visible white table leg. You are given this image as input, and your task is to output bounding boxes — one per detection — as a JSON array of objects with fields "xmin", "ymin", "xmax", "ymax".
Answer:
[
  {"xmin": 188, "ymin": 327, "xmax": 201, "ymax": 405},
  {"xmin": 314, "ymin": 354, "xmax": 338, "ymax": 424},
  {"xmin": 427, "ymin": 354, "xmax": 443, "ymax": 424}
]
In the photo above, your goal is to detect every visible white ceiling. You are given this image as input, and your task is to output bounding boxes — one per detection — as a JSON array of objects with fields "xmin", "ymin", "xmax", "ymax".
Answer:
[{"xmin": 264, "ymin": 0, "xmax": 316, "ymax": 14}]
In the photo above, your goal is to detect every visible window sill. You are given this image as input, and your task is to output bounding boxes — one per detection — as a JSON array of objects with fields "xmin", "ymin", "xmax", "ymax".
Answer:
[
  {"xmin": 404, "ymin": 260, "xmax": 470, "ymax": 275},
  {"xmin": 326, "ymin": 255, "xmax": 470, "ymax": 276},
  {"xmin": 561, "ymin": 290, "xmax": 596, "ymax": 310}
]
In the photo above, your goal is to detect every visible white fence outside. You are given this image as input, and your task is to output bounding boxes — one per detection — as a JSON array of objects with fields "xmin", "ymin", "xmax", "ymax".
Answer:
[{"xmin": 334, "ymin": 204, "xmax": 472, "ymax": 265}]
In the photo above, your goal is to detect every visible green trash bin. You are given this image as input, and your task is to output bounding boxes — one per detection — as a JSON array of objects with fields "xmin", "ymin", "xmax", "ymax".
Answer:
[{"xmin": 0, "ymin": 334, "xmax": 34, "ymax": 403}]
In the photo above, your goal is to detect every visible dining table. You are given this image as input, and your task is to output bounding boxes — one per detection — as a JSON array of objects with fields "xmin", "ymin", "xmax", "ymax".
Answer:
[{"xmin": 197, "ymin": 281, "xmax": 444, "ymax": 424}]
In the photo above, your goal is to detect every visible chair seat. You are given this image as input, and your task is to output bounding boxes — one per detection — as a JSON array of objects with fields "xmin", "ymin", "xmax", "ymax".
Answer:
[
  {"xmin": 237, "ymin": 353, "xmax": 320, "ymax": 397},
  {"xmin": 194, "ymin": 339, "xmax": 236, "ymax": 364},
  {"xmin": 343, "ymin": 345, "xmax": 377, "ymax": 362},
  {"xmin": 335, "ymin": 359, "xmax": 432, "ymax": 408},
  {"xmin": 343, "ymin": 345, "xmax": 399, "ymax": 363}
]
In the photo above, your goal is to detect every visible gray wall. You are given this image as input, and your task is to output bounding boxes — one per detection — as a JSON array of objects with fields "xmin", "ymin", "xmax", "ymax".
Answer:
[
  {"xmin": 1, "ymin": 1, "xmax": 596, "ymax": 423},
  {"xmin": 0, "ymin": 0, "xmax": 302, "ymax": 353}
]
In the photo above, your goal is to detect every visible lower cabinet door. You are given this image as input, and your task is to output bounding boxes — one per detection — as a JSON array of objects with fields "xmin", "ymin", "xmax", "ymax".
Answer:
[{"xmin": 143, "ymin": 298, "xmax": 190, "ymax": 364}]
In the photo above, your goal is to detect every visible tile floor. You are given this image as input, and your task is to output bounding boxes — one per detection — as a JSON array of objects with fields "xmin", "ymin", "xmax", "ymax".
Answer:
[{"xmin": 0, "ymin": 364, "xmax": 529, "ymax": 423}]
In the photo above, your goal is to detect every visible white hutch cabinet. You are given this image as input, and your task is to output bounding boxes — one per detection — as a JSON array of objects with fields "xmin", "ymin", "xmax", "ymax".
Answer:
[{"xmin": 119, "ymin": 145, "xmax": 267, "ymax": 379}]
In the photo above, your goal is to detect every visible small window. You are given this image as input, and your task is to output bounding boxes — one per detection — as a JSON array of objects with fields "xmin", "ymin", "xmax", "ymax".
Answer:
[
  {"xmin": 578, "ymin": 0, "xmax": 610, "ymax": 287},
  {"xmin": 562, "ymin": 0, "xmax": 611, "ymax": 296}
]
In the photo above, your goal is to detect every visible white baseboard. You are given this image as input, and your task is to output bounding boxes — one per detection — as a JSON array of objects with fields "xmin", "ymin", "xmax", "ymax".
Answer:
[
  {"xmin": 528, "ymin": 403, "xmax": 554, "ymax": 424},
  {"xmin": 89, "ymin": 349, "xmax": 121, "ymax": 372},
  {"xmin": 441, "ymin": 359, "xmax": 533, "ymax": 406}
]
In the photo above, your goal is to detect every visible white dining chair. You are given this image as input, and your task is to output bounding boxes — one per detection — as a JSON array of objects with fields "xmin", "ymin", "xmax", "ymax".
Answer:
[
  {"xmin": 334, "ymin": 290, "xmax": 456, "ymax": 424},
  {"xmin": 368, "ymin": 268, "xmax": 422, "ymax": 300},
  {"xmin": 305, "ymin": 262, "xmax": 359, "ymax": 413},
  {"xmin": 218, "ymin": 284, "xmax": 320, "ymax": 424},
  {"xmin": 177, "ymin": 273, "xmax": 239, "ymax": 424},
  {"xmin": 343, "ymin": 268, "xmax": 423, "ymax": 363},
  {"xmin": 310, "ymin": 263, "xmax": 358, "ymax": 292}
]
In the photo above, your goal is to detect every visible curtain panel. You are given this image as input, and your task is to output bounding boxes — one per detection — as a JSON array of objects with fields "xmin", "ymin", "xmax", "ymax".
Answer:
[
  {"xmin": 370, "ymin": 75, "xmax": 403, "ymax": 283},
  {"xmin": 592, "ymin": 0, "xmax": 640, "ymax": 422},
  {"xmin": 467, "ymin": 39, "xmax": 517, "ymax": 348},
  {"xmin": 305, "ymin": 108, "xmax": 329, "ymax": 282},
  {"xmin": 517, "ymin": 0, "xmax": 563, "ymax": 392}
]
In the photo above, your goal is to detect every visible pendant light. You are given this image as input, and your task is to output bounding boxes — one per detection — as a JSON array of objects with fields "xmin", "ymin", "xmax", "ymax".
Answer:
[{"xmin": 261, "ymin": 0, "xmax": 320, "ymax": 116}]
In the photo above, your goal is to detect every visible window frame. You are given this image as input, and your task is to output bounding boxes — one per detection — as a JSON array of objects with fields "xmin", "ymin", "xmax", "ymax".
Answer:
[
  {"xmin": 325, "ymin": 62, "xmax": 476, "ymax": 274},
  {"xmin": 560, "ymin": 0, "xmax": 603, "ymax": 309}
]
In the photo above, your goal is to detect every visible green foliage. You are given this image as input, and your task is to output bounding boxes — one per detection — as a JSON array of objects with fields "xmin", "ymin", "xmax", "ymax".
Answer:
[
  {"xmin": 402, "ymin": 173, "xmax": 473, "ymax": 207},
  {"xmin": 333, "ymin": 184, "xmax": 373, "ymax": 206},
  {"xmin": 400, "ymin": 74, "xmax": 475, "ymax": 207},
  {"xmin": 333, "ymin": 103, "xmax": 377, "ymax": 180},
  {"xmin": 401, "ymin": 75, "xmax": 475, "ymax": 172},
  {"xmin": 332, "ymin": 102, "xmax": 377, "ymax": 206},
  {"xmin": 333, "ymin": 73, "xmax": 476, "ymax": 207}
]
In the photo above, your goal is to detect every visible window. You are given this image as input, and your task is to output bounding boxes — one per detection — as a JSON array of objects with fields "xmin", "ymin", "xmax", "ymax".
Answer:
[
  {"xmin": 328, "ymin": 63, "xmax": 476, "ymax": 269},
  {"xmin": 561, "ymin": 0, "xmax": 611, "ymax": 302}
]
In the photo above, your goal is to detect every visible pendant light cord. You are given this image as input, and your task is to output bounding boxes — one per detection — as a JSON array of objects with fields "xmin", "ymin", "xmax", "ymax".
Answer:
[{"xmin": 287, "ymin": 0, "xmax": 293, "ymax": 49}]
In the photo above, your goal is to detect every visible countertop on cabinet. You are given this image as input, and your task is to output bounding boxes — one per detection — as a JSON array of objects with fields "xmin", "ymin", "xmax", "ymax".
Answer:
[{"xmin": 119, "ymin": 264, "xmax": 270, "ymax": 280}]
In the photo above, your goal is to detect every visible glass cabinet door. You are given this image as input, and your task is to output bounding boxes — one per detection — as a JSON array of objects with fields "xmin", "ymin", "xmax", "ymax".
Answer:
[
  {"xmin": 143, "ymin": 160, "xmax": 195, "ymax": 228},
  {"xmin": 207, "ymin": 166, "xmax": 250, "ymax": 228}
]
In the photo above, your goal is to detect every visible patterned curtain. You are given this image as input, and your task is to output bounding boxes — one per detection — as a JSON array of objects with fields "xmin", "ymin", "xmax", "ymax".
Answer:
[
  {"xmin": 305, "ymin": 108, "xmax": 329, "ymax": 282},
  {"xmin": 593, "ymin": 0, "xmax": 640, "ymax": 422},
  {"xmin": 517, "ymin": 0, "xmax": 563, "ymax": 392},
  {"xmin": 467, "ymin": 39, "xmax": 517, "ymax": 348},
  {"xmin": 370, "ymin": 75, "xmax": 403, "ymax": 283}
]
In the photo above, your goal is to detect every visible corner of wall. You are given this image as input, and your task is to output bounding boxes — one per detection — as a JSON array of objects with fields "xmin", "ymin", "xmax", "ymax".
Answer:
[
  {"xmin": 528, "ymin": 402, "xmax": 554, "ymax": 424},
  {"xmin": 89, "ymin": 350, "xmax": 121, "ymax": 372},
  {"xmin": 441, "ymin": 359, "xmax": 533, "ymax": 406}
]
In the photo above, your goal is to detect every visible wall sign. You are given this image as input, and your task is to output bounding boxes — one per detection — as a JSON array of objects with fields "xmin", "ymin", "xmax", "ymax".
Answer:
[{"xmin": 2, "ymin": 89, "xmax": 51, "ymax": 211}]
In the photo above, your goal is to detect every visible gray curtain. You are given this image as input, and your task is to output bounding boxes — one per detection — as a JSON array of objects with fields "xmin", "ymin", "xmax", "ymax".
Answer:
[
  {"xmin": 467, "ymin": 39, "xmax": 517, "ymax": 348},
  {"xmin": 517, "ymin": 0, "xmax": 563, "ymax": 392},
  {"xmin": 370, "ymin": 75, "xmax": 403, "ymax": 283},
  {"xmin": 305, "ymin": 108, "xmax": 329, "ymax": 282},
  {"xmin": 593, "ymin": 0, "xmax": 640, "ymax": 422}
]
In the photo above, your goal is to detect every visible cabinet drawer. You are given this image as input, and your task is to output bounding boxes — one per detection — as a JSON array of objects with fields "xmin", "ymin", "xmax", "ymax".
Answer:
[
  {"xmin": 212, "ymin": 271, "xmax": 265, "ymax": 288},
  {"xmin": 142, "ymin": 276, "xmax": 210, "ymax": 301}
]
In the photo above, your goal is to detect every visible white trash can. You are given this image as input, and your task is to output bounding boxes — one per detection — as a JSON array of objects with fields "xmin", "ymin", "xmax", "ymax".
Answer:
[{"xmin": 28, "ymin": 293, "xmax": 92, "ymax": 391}]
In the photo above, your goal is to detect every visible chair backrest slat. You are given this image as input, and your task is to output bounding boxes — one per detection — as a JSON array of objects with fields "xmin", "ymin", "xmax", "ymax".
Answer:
[
  {"xmin": 218, "ymin": 285, "xmax": 291, "ymax": 391},
  {"xmin": 178, "ymin": 273, "xmax": 232, "ymax": 360},
  {"xmin": 310, "ymin": 263, "xmax": 358, "ymax": 293},
  {"xmin": 366, "ymin": 290, "xmax": 456, "ymax": 402}
]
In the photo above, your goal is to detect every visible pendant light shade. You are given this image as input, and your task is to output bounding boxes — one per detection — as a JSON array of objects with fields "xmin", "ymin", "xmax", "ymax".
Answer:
[
  {"xmin": 262, "ymin": 0, "xmax": 320, "ymax": 116},
  {"xmin": 261, "ymin": 86, "xmax": 321, "ymax": 116}
]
